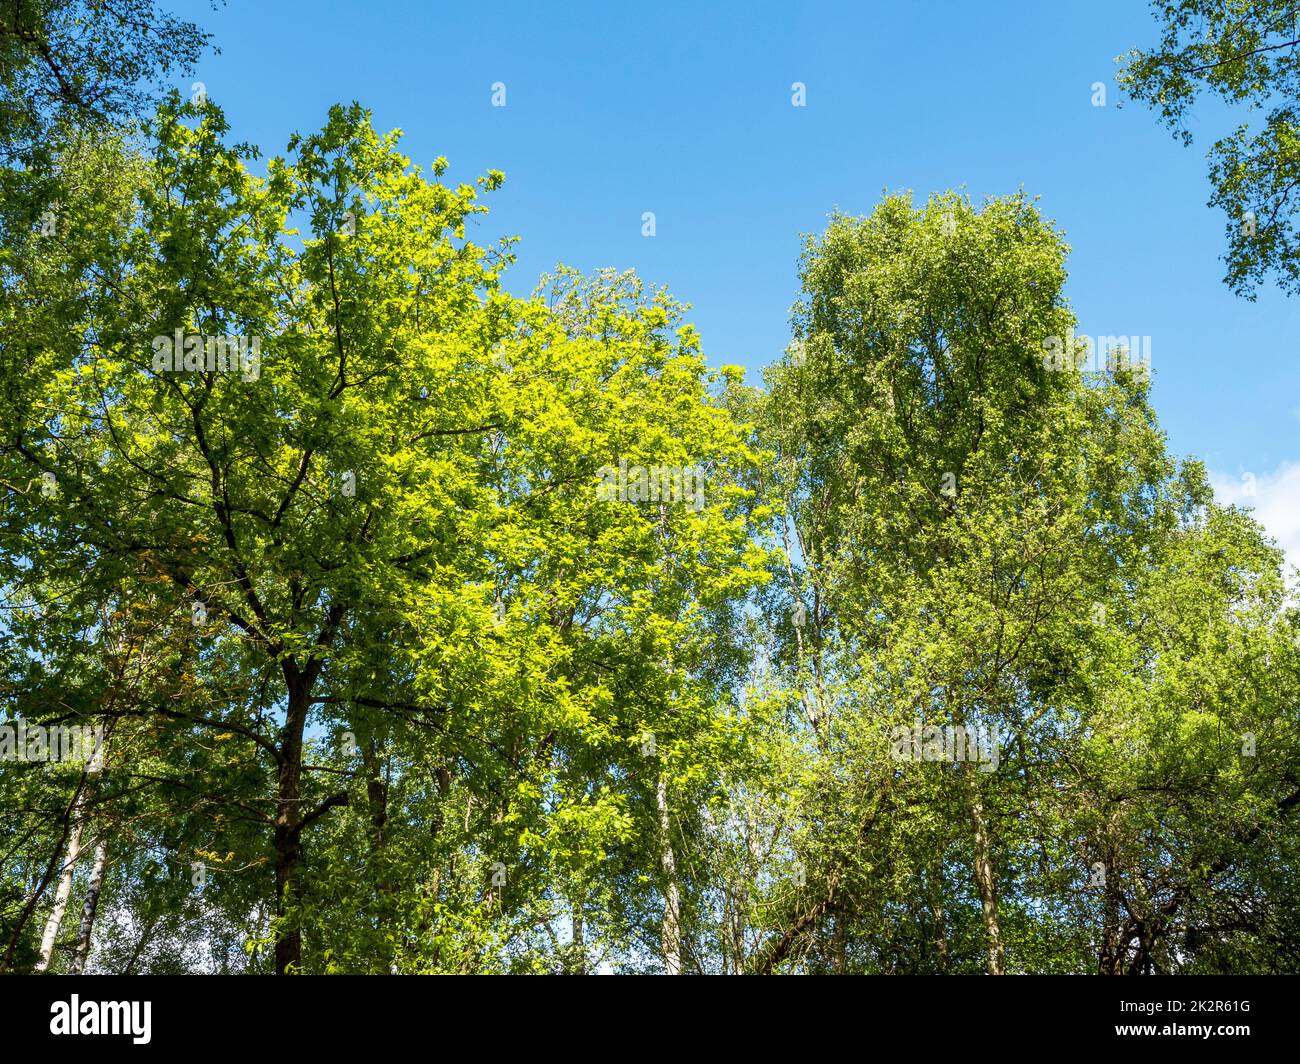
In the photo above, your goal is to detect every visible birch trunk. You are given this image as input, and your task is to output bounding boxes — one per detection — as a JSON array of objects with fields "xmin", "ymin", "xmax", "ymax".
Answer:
[
  {"xmin": 656, "ymin": 773, "xmax": 682, "ymax": 975},
  {"xmin": 965, "ymin": 766, "xmax": 1004, "ymax": 975},
  {"xmin": 35, "ymin": 737, "xmax": 104, "ymax": 973},
  {"xmin": 35, "ymin": 816, "xmax": 84, "ymax": 972},
  {"xmin": 68, "ymin": 836, "xmax": 108, "ymax": 974}
]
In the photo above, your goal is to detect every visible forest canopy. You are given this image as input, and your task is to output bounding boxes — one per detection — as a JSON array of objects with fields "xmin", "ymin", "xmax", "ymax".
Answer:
[{"xmin": 2, "ymin": 2, "xmax": 1298, "ymax": 977}]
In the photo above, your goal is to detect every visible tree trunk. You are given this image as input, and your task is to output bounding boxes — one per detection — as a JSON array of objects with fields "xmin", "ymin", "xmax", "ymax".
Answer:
[
  {"xmin": 362, "ymin": 736, "xmax": 395, "ymax": 972},
  {"xmin": 273, "ymin": 679, "xmax": 309, "ymax": 975},
  {"xmin": 0, "ymin": 769, "xmax": 90, "ymax": 972},
  {"xmin": 729, "ymin": 878, "xmax": 748, "ymax": 974},
  {"xmin": 656, "ymin": 773, "xmax": 682, "ymax": 975},
  {"xmin": 35, "ymin": 815, "xmax": 84, "ymax": 972},
  {"xmin": 363, "ymin": 740, "xmax": 388, "ymax": 845},
  {"xmin": 68, "ymin": 836, "xmax": 109, "ymax": 975},
  {"xmin": 35, "ymin": 736, "xmax": 105, "ymax": 974},
  {"xmin": 832, "ymin": 917, "xmax": 848, "ymax": 974},
  {"xmin": 930, "ymin": 865, "xmax": 949, "ymax": 973},
  {"xmin": 965, "ymin": 766, "xmax": 1004, "ymax": 975},
  {"xmin": 570, "ymin": 895, "xmax": 586, "ymax": 974}
]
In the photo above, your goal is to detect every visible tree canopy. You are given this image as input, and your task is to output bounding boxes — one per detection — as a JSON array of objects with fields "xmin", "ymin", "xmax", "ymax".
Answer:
[
  {"xmin": 1, "ymin": 3, "xmax": 1297, "ymax": 976},
  {"xmin": 1120, "ymin": 0, "xmax": 1300, "ymax": 297}
]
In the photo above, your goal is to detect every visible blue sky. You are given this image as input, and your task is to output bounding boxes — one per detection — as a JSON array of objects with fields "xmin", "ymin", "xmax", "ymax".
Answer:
[{"xmin": 172, "ymin": 0, "xmax": 1300, "ymax": 565}]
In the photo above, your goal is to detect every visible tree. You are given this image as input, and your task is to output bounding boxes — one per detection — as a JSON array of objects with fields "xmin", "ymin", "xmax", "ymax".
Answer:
[
  {"xmin": 1, "ymin": 93, "xmax": 769, "ymax": 973},
  {"xmin": 1119, "ymin": 1, "xmax": 1300, "ymax": 297},
  {"xmin": 3, "ymin": 93, "xmax": 519, "ymax": 971},
  {"xmin": 0, "ymin": 0, "xmax": 210, "ymax": 164},
  {"xmin": 745, "ymin": 190, "xmax": 1300, "ymax": 974}
]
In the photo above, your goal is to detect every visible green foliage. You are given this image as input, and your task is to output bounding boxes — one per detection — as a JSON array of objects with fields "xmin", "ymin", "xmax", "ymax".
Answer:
[
  {"xmin": 1, "ymin": 80, "xmax": 1296, "ymax": 976},
  {"xmin": 0, "ymin": 0, "xmax": 210, "ymax": 164},
  {"xmin": 1119, "ymin": 1, "xmax": 1300, "ymax": 297},
  {"xmin": 736, "ymin": 191, "xmax": 1300, "ymax": 973}
]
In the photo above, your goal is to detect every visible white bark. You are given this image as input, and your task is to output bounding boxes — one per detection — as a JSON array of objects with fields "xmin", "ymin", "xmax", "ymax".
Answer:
[
  {"xmin": 68, "ymin": 835, "xmax": 108, "ymax": 974},
  {"xmin": 657, "ymin": 774, "xmax": 682, "ymax": 975},
  {"xmin": 35, "ymin": 817, "xmax": 83, "ymax": 972},
  {"xmin": 36, "ymin": 736, "xmax": 103, "ymax": 973}
]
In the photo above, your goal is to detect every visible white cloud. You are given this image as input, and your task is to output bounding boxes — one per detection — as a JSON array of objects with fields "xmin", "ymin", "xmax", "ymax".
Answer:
[{"xmin": 1210, "ymin": 461, "xmax": 1300, "ymax": 578}]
